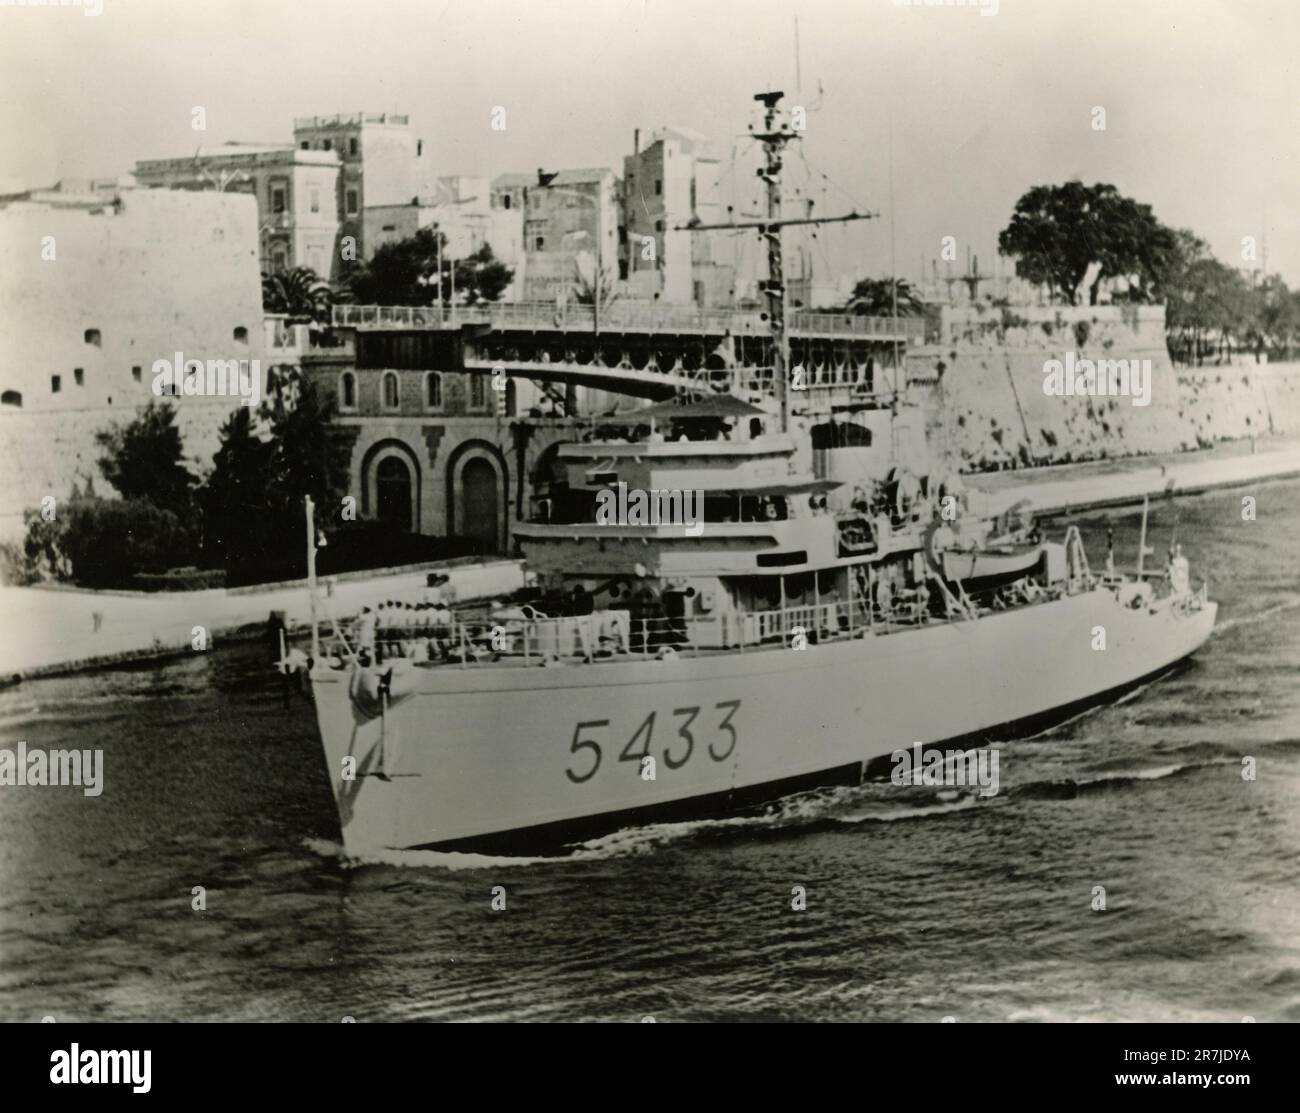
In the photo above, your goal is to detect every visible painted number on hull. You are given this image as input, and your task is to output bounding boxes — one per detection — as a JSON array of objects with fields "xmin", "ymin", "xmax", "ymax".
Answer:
[{"xmin": 565, "ymin": 701, "xmax": 741, "ymax": 784}]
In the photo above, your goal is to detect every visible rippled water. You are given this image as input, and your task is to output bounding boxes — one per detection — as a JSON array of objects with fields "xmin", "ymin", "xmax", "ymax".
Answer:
[{"xmin": 2, "ymin": 481, "xmax": 1298, "ymax": 1022}]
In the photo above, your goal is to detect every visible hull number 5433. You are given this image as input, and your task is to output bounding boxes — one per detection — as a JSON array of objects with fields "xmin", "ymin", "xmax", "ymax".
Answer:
[{"xmin": 566, "ymin": 700, "xmax": 740, "ymax": 784}]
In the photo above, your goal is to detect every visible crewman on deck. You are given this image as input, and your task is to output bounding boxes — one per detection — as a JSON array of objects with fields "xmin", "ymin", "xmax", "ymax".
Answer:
[
  {"xmin": 358, "ymin": 607, "xmax": 376, "ymax": 655},
  {"xmin": 1168, "ymin": 543, "xmax": 1191, "ymax": 599}
]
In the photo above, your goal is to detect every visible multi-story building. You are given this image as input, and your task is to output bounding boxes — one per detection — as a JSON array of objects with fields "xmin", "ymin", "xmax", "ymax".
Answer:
[
  {"xmin": 293, "ymin": 112, "xmax": 435, "ymax": 264},
  {"xmin": 0, "ymin": 188, "xmax": 266, "ymax": 540},
  {"xmin": 134, "ymin": 144, "xmax": 340, "ymax": 278},
  {"xmin": 520, "ymin": 168, "xmax": 620, "ymax": 305},
  {"xmin": 623, "ymin": 126, "xmax": 734, "ymax": 308}
]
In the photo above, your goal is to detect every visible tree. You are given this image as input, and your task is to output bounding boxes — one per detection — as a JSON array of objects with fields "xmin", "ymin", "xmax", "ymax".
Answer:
[
  {"xmin": 456, "ymin": 243, "xmax": 515, "ymax": 304},
  {"xmin": 571, "ymin": 259, "xmax": 621, "ymax": 309},
  {"xmin": 59, "ymin": 500, "xmax": 193, "ymax": 588},
  {"xmin": 348, "ymin": 228, "xmax": 514, "ymax": 305},
  {"xmin": 1255, "ymin": 274, "xmax": 1300, "ymax": 360},
  {"xmin": 199, "ymin": 406, "xmax": 275, "ymax": 572},
  {"xmin": 262, "ymin": 266, "xmax": 335, "ymax": 322},
  {"xmin": 95, "ymin": 401, "xmax": 197, "ymax": 524},
  {"xmin": 997, "ymin": 181, "xmax": 1177, "ymax": 305},
  {"xmin": 843, "ymin": 277, "xmax": 925, "ymax": 317},
  {"xmin": 259, "ymin": 368, "xmax": 353, "ymax": 575},
  {"xmin": 1161, "ymin": 231, "xmax": 1259, "ymax": 364}
]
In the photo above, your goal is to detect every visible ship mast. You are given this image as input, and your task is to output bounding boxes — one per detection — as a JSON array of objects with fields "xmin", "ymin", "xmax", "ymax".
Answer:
[{"xmin": 679, "ymin": 90, "xmax": 877, "ymax": 432}]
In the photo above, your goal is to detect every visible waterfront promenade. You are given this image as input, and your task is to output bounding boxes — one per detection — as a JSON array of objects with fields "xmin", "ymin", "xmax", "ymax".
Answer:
[
  {"xmin": 0, "ymin": 559, "xmax": 524, "ymax": 679},
  {"xmin": 975, "ymin": 435, "xmax": 1300, "ymax": 516}
]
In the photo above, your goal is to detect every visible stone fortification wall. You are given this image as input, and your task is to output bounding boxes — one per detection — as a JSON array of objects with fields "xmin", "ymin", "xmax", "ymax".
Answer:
[
  {"xmin": 0, "ymin": 400, "xmax": 242, "ymax": 543},
  {"xmin": 906, "ymin": 304, "xmax": 1300, "ymax": 472}
]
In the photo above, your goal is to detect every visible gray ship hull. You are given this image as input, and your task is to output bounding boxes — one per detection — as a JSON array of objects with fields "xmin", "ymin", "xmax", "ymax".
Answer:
[{"xmin": 310, "ymin": 588, "xmax": 1217, "ymax": 855}]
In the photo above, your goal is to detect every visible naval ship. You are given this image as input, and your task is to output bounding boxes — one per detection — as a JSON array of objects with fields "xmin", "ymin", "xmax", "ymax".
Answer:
[
  {"xmin": 290, "ymin": 92, "xmax": 1217, "ymax": 856},
  {"xmin": 297, "ymin": 397, "xmax": 1214, "ymax": 855}
]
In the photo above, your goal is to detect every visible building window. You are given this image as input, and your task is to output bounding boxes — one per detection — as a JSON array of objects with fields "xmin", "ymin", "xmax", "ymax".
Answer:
[
  {"xmin": 339, "ymin": 371, "xmax": 357, "ymax": 410},
  {"xmin": 322, "ymin": 139, "xmax": 332, "ymax": 152},
  {"xmin": 346, "ymin": 189, "xmax": 358, "ymax": 216},
  {"xmin": 309, "ymin": 189, "xmax": 320, "ymax": 214},
  {"xmin": 300, "ymin": 141, "xmax": 309, "ymax": 150},
  {"xmin": 382, "ymin": 371, "xmax": 400, "ymax": 411},
  {"xmin": 469, "ymin": 373, "xmax": 486, "ymax": 410},
  {"xmin": 132, "ymin": 366, "xmax": 142, "ymax": 382},
  {"xmin": 272, "ymin": 248, "xmax": 287, "ymax": 272},
  {"xmin": 233, "ymin": 326, "xmax": 248, "ymax": 343},
  {"xmin": 74, "ymin": 368, "xmax": 84, "ymax": 386},
  {"xmin": 425, "ymin": 371, "xmax": 442, "ymax": 410},
  {"xmin": 1, "ymin": 390, "xmax": 21, "ymax": 407},
  {"xmin": 502, "ymin": 194, "xmax": 511, "ymax": 210},
  {"xmin": 417, "ymin": 139, "xmax": 423, "ymax": 157},
  {"xmin": 84, "ymin": 328, "xmax": 101, "ymax": 346},
  {"xmin": 535, "ymin": 236, "xmax": 544, "ymax": 251},
  {"xmin": 272, "ymin": 187, "xmax": 286, "ymax": 213},
  {"xmin": 349, "ymin": 138, "xmax": 358, "ymax": 157},
  {"xmin": 51, "ymin": 375, "xmax": 61, "ymax": 393},
  {"xmin": 655, "ymin": 220, "xmax": 664, "ymax": 232},
  {"xmin": 655, "ymin": 179, "xmax": 662, "ymax": 195}
]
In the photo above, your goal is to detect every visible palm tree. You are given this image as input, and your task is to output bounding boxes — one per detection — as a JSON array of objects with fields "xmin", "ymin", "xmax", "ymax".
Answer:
[
  {"xmin": 571, "ymin": 260, "xmax": 621, "ymax": 309},
  {"xmin": 262, "ymin": 266, "xmax": 335, "ymax": 324},
  {"xmin": 844, "ymin": 277, "xmax": 925, "ymax": 318}
]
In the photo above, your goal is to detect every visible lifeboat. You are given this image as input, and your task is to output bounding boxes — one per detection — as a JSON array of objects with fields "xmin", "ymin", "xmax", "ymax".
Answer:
[{"xmin": 941, "ymin": 543, "xmax": 1044, "ymax": 586}]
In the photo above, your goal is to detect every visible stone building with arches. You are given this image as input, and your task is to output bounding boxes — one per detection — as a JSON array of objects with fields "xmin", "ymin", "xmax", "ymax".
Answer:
[{"xmin": 306, "ymin": 356, "xmax": 585, "ymax": 554}]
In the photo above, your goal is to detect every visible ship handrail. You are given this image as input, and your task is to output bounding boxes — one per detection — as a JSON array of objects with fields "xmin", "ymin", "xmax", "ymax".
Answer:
[{"xmin": 319, "ymin": 560, "xmax": 1112, "ymax": 668}]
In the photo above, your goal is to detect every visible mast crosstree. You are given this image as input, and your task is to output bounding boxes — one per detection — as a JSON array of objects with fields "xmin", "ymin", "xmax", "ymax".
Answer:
[{"xmin": 677, "ymin": 90, "xmax": 878, "ymax": 432}]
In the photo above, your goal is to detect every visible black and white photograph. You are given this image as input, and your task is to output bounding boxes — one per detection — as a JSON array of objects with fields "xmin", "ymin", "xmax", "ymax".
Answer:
[{"xmin": 0, "ymin": 0, "xmax": 1296, "ymax": 1063}]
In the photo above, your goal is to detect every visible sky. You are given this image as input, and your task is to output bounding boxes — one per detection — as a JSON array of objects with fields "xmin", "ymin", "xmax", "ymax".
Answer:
[{"xmin": 2, "ymin": 0, "xmax": 1297, "ymax": 286}]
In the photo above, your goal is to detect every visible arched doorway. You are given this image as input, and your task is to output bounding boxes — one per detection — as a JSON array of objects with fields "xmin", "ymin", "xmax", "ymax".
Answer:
[
  {"xmin": 462, "ymin": 457, "xmax": 499, "ymax": 552},
  {"xmin": 376, "ymin": 455, "xmax": 413, "ymax": 532}
]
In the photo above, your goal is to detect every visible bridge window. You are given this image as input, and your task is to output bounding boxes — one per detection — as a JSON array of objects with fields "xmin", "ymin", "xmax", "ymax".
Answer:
[
  {"xmin": 1, "ymin": 390, "xmax": 21, "ymax": 407},
  {"xmin": 339, "ymin": 371, "xmax": 357, "ymax": 410},
  {"xmin": 84, "ymin": 328, "xmax": 101, "ymax": 346},
  {"xmin": 381, "ymin": 370, "xmax": 401, "ymax": 411},
  {"xmin": 233, "ymin": 326, "xmax": 248, "ymax": 343},
  {"xmin": 74, "ymin": 368, "xmax": 84, "ymax": 386},
  {"xmin": 132, "ymin": 366, "xmax": 142, "ymax": 382},
  {"xmin": 425, "ymin": 371, "xmax": 442, "ymax": 410},
  {"xmin": 51, "ymin": 375, "xmax": 61, "ymax": 393}
]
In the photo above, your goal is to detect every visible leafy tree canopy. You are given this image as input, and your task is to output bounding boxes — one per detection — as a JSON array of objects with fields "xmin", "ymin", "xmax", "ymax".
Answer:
[
  {"xmin": 263, "ymin": 266, "xmax": 335, "ymax": 323},
  {"xmin": 998, "ymin": 181, "xmax": 1178, "ymax": 306},
  {"xmin": 95, "ymin": 401, "xmax": 196, "ymax": 523},
  {"xmin": 843, "ymin": 277, "xmax": 925, "ymax": 317},
  {"xmin": 348, "ymin": 228, "xmax": 514, "ymax": 306}
]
